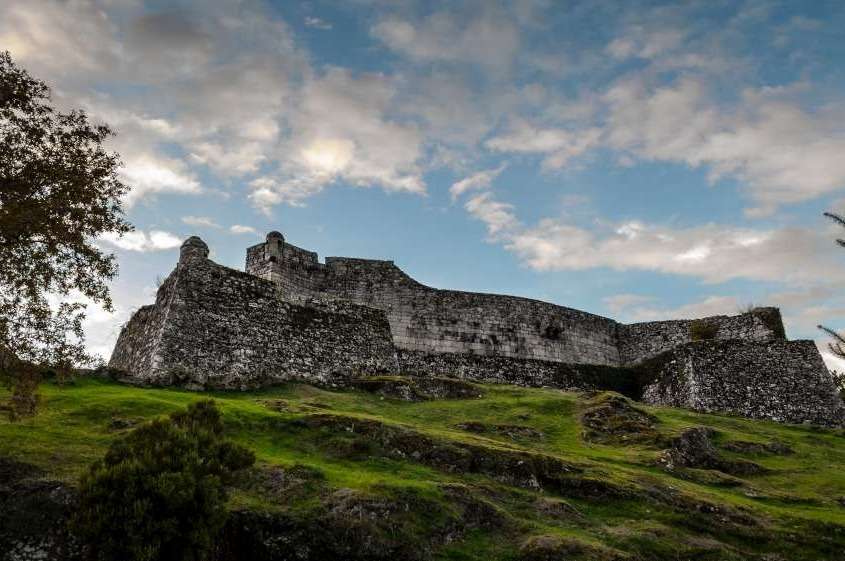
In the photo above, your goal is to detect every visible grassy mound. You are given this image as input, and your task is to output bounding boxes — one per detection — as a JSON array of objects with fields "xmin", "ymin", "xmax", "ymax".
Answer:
[{"xmin": 2, "ymin": 376, "xmax": 845, "ymax": 560}]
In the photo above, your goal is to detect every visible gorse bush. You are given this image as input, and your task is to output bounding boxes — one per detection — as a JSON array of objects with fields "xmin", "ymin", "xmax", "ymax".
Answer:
[
  {"xmin": 689, "ymin": 319, "xmax": 719, "ymax": 341},
  {"xmin": 74, "ymin": 400, "xmax": 255, "ymax": 561}
]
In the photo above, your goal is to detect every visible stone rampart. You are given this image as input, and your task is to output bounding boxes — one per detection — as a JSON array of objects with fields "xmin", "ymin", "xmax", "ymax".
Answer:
[
  {"xmin": 642, "ymin": 339, "xmax": 845, "ymax": 426},
  {"xmin": 247, "ymin": 236, "xmax": 621, "ymax": 365},
  {"xmin": 111, "ymin": 238, "xmax": 396, "ymax": 389}
]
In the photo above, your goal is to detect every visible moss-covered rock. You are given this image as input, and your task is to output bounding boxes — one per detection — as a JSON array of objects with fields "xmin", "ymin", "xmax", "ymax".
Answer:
[{"xmin": 581, "ymin": 392, "xmax": 661, "ymax": 445}]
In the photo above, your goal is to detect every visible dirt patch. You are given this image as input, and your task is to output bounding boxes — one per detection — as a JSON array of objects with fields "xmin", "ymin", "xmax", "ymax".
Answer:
[
  {"xmin": 438, "ymin": 483, "xmax": 510, "ymax": 530},
  {"xmin": 533, "ymin": 497, "xmax": 584, "ymax": 521},
  {"xmin": 107, "ymin": 416, "xmax": 141, "ymax": 431},
  {"xmin": 581, "ymin": 393, "xmax": 661, "ymax": 445},
  {"xmin": 236, "ymin": 464, "xmax": 326, "ymax": 503},
  {"xmin": 640, "ymin": 480, "xmax": 765, "ymax": 534},
  {"xmin": 658, "ymin": 427, "xmax": 767, "ymax": 477},
  {"xmin": 722, "ymin": 440, "xmax": 793, "ymax": 456},
  {"xmin": 519, "ymin": 534, "xmax": 620, "ymax": 561},
  {"xmin": 258, "ymin": 399, "xmax": 290, "ymax": 413},
  {"xmin": 350, "ymin": 376, "xmax": 483, "ymax": 401},
  {"xmin": 455, "ymin": 422, "xmax": 543, "ymax": 440}
]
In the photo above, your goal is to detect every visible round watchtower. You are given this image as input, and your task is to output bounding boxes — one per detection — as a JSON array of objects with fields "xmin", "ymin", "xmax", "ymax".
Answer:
[
  {"xmin": 180, "ymin": 236, "xmax": 209, "ymax": 263},
  {"xmin": 265, "ymin": 231, "xmax": 284, "ymax": 262}
]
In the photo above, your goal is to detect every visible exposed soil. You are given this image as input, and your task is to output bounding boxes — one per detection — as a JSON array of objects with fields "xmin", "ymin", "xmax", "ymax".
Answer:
[{"xmin": 349, "ymin": 376, "xmax": 483, "ymax": 401}]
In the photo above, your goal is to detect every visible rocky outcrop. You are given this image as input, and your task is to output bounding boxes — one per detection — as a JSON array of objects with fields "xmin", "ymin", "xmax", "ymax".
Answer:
[{"xmin": 0, "ymin": 457, "xmax": 81, "ymax": 561}]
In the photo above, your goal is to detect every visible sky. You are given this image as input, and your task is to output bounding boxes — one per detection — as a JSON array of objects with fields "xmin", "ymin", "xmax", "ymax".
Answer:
[{"xmin": 4, "ymin": 0, "xmax": 845, "ymax": 366}]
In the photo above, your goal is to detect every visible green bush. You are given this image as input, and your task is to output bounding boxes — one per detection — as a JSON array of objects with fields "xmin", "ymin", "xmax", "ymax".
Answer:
[
  {"xmin": 74, "ymin": 400, "xmax": 255, "ymax": 561},
  {"xmin": 689, "ymin": 319, "xmax": 719, "ymax": 341}
]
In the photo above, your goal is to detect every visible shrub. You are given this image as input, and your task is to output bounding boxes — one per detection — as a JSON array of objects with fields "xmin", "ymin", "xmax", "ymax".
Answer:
[
  {"xmin": 0, "ymin": 357, "xmax": 41, "ymax": 421},
  {"xmin": 689, "ymin": 319, "xmax": 719, "ymax": 341},
  {"xmin": 74, "ymin": 400, "xmax": 255, "ymax": 561}
]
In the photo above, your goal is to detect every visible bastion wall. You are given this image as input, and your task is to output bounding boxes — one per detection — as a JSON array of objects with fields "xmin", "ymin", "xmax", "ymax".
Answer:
[
  {"xmin": 110, "ymin": 237, "xmax": 396, "ymax": 389},
  {"xmin": 643, "ymin": 339, "xmax": 845, "ymax": 426}
]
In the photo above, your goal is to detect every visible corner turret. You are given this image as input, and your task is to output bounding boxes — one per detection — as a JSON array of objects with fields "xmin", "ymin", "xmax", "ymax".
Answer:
[
  {"xmin": 180, "ymin": 236, "xmax": 209, "ymax": 263},
  {"xmin": 265, "ymin": 231, "xmax": 284, "ymax": 262}
]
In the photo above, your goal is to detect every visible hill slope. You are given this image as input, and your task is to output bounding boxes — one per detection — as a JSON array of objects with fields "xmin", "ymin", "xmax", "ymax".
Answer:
[{"xmin": 2, "ymin": 376, "xmax": 845, "ymax": 560}]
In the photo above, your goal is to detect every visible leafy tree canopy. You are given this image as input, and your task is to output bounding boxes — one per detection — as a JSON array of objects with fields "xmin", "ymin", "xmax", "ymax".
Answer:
[{"xmin": 0, "ymin": 50, "xmax": 132, "ymax": 380}]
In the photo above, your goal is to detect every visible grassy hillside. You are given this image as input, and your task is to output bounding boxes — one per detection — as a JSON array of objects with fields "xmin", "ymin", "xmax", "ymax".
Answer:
[{"xmin": 2, "ymin": 375, "xmax": 845, "ymax": 560}]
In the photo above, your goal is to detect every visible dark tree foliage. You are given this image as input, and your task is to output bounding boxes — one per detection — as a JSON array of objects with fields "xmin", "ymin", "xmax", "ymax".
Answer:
[
  {"xmin": 74, "ymin": 400, "xmax": 256, "ymax": 561},
  {"xmin": 819, "ymin": 212, "xmax": 845, "ymax": 363},
  {"xmin": 0, "ymin": 51, "xmax": 132, "ymax": 415}
]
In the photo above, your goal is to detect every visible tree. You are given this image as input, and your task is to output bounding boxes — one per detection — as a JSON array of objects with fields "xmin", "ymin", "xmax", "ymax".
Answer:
[
  {"xmin": 0, "ymin": 51, "xmax": 132, "ymax": 415},
  {"xmin": 74, "ymin": 400, "xmax": 256, "ymax": 561},
  {"xmin": 816, "ymin": 212, "xmax": 845, "ymax": 400}
]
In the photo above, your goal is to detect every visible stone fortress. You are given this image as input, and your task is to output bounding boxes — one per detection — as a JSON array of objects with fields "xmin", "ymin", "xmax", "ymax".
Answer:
[{"xmin": 110, "ymin": 231, "xmax": 845, "ymax": 426}]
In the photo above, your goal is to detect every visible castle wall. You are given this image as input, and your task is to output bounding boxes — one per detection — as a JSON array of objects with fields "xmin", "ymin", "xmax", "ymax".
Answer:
[
  {"xmin": 642, "ymin": 339, "xmax": 845, "ymax": 426},
  {"xmin": 246, "ymin": 240, "xmax": 622, "ymax": 366},
  {"xmin": 110, "ymin": 252, "xmax": 396, "ymax": 390},
  {"xmin": 110, "ymin": 235, "xmax": 845, "ymax": 426},
  {"xmin": 618, "ymin": 307, "xmax": 785, "ymax": 364}
]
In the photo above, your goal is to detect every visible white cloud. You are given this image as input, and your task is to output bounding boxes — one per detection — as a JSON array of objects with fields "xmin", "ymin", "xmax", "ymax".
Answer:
[
  {"xmin": 603, "ymin": 77, "xmax": 845, "ymax": 215},
  {"xmin": 120, "ymin": 154, "xmax": 202, "ymax": 206},
  {"xmin": 608, "ymin": 294, "xmax": 742, "ymax": 322},
  {"xmin": 372, "ymin": 9, "xmax": 519, "ymax": 70},
  {"xmin": 486, "ymin": 120, "xmax": 602, "ymax": 170},
  {"xmin": 464, "ymin": 193, "xmax": 520, "ymax": 239},
  {"xmin": 603, "ymin": 294, "xmax": 656, "ymax": 316},
  {"xmin": 464, "ymin": 190, "xmax": 845, "ymax": 285},
  {"xmin": 230, "ymin": 225, "xmax": 258, "ymax": 235},
  {"xmin": 305, "ymin": 16, "xmax": 332, "ymax": 30},
  {"xmin": 248, "ymin": 68, "xmax": 425, "ymax": 210},
  {"xmin": 99, "ymin": 230, "xmax": 182, "ymax": 252},
  {"xmin": 450, "ymin": 164, "xmax": 506, "ymax": 201},
  {"xmin": 182, "ymin": 216, "xmax": 220, "ymax": 228}
]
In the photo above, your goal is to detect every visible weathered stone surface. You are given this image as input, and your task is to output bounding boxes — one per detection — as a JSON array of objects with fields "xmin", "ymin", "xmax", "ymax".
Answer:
[
  {"xmin": 657, "ymin": 427, "xmax": 767, "ymax": 476},
  {"xmin": 245, "ymin": 234, "xmax": 786, "ymax": 367},
  {"xmin": 110, "ymin": 234, "xmax": 845, "ymax": 426},
  {"xmin": 642, "ymin": 340, "xmax": 845, "ymax": 426},
  {"xmin": 111, "ymin": 243, "xmax": 397, "ymax": 389}
]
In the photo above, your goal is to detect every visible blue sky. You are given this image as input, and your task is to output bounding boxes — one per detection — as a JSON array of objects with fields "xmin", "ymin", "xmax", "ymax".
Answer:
[{"xmin": 5, "ymin": 0, "xmax": 845, "ymax": 364}]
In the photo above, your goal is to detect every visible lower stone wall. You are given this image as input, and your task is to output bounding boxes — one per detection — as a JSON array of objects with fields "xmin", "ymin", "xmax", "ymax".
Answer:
[
  {"xmin": 110, "ymin": 258, "xmax": 397, "ymax": 390},
  {"xmin": 396, "ymin": 350, "xmax": 644, "ymax": 396},
  {"xmin": 642, "ymin": 339, "xmax": 845, "ymax": 426}
]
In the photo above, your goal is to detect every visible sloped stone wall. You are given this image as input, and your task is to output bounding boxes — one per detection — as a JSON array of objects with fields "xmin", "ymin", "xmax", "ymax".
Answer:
[
  {"xmin": 642, "ymin": 339, "xmax": 845, "ymax": 426},
  {"xmin": 110, "ymin": 248, "xmax": 396, "ymax": 390}
]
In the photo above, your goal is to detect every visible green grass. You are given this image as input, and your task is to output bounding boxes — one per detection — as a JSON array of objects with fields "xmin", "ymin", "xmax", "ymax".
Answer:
[{"xmin": 3, "ymin": 376, "xmax": 845, "ymax": 560}]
